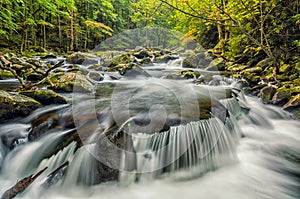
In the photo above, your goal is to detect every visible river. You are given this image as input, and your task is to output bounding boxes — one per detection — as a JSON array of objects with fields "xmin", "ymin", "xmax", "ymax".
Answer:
[{"xmin": 0, "ymin": 56, "xmax": 299, "ymax": 199}]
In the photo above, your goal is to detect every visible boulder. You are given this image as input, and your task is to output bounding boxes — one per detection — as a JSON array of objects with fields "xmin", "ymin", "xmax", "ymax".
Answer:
[
  {"xmin": 226, "ymin": 64, "xmax": 248, "ymax": 72},
  {"xmin": 182, "ymin": 58, "xmax": 194, "ymax": 68},
  {"xmin": 139, "ymin": 57, "xmax": 152, "ymax": 65},
  {"xmin": 87, "ymin": 64, "xmax": 102, "ymax": 71},
  {"xmin": 0, "ymin": 70, "xmax": 14, "ymax": 80},
  {"xmin": 19, "ymin": 90, "xmax": 68, "ymax": 105},
  {"xmin": 108, "ymin": 52, "xmax": 135, "ymax": 67},
  {"xmin": 205, "ymin": 57, "xmax": 226, "ymax": 71},
  {"xmin": 89, "ymin": 71, "xmax": 104, "ymax": 81},
  {"xmin": 259, "ymin": 86, "xmax": 277, "ymax": 104},
  {"xmin": 0, "ymin": 90, "xmax": 41, "ymax": 122},
  {"xmin": 154, "ymin": 54, "xmax": 178, "ymax": 63},
  {"xmin": 134, "ymin": 50, "xmax": 150, "ymax": 59},
  {"xmin": 176, "ymin": 70, "xmax": 200, "ymax": 79},
  {"xmin": 66, "ymin": 52, "xmax": 99, "ymax": 65},
  {"xmin": 256, "ymin": 58, "xmax": 272, "ymax": 69},
  {"xmin": 283, "ymin": 94, "xmax": 300, "ymax": 111},
  {"xmin": 272, "ymin": 90, "xmax": 290, "ymax": 106},
  {"xmin": 48, "ymin": 72, "xmax": 94, "ymax": 93}
]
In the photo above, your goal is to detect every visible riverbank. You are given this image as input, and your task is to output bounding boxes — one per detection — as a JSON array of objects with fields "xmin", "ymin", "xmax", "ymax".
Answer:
[{"xmin": 0, "ymin": 48, "xmax": 299, "ymax": 121}]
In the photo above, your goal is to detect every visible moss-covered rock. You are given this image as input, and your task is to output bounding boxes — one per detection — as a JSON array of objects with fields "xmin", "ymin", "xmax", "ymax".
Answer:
[
  {"xmin": 283, "ymin": 94, "xmax": 300, "ymax": 111},
  {"xmin": 48, "ymin": 72, "xmax": 93, "ymax": 93},
  {"xmin": 242, "ymin": 72, "xmax": 261, "ymax": 84},
  {"xmin": 259, "ymin": 86, "xmax": 277, "ymax": 104},
  {"xmin": 272, "ymin": 90, "xmax": 290, "ymax": 105},
  {"xmin": 66, "ymin": 52, "xmax": 99, "ymax": 65},
  {"xmin": 205, "ymin": 57, "xmax": 226, "ymax": 71},
  {"xmin": 182, "ymin": 58, "xmax": 194, "ymax": 68},
  {"xmin": 89, "ymin": 71, "xmax": 104, "ymax": 81},
  {"xmin": 108, "ymin": 52, "xmax": 135, "ymax": 67},
  {"xmin": 87, "ymin": 64, "xmax": 102, "ymax": 71},
  {"xmin": 21, "ymin": 68, "xmax": 44, "ymax": 81},
  {"xmin": 0, "ymin": 70, "xmax": 14, "ymax": 80},
  {"xmin": 242, "ymin": 66, "xmax": 262, "ymax": 74},
  {"xmin": 134, "ymin": 50, "xmax": 150, "ymax": 59},
  {"xmin": 0, "ymin": 90, "xmax": 41, "ymax": 122},
  {"xmin": 176, "ymin": 70, "xmax": 200, "ymax": 79},
  {"xmin": 139, "ymin": 57, "xmax": 152, "ymax": 65},
  {"xmin": 19, "ymin": 89, "xmax": 68, "ymax": 105},
  {"xmin": 226, "ymin": 64, "xmax": 248, "ymax": 72},
  {"xmin": 256, "ymin": 58, "xmax": 272, "ymax": 69},
  {"xmin": 154, "ymin": 54, "xmax": 178, "ymax": 63}
]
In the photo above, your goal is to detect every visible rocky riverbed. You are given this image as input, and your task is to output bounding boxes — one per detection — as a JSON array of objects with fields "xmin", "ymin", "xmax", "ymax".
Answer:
[{"xmin": 0, "ymin": 48, "xmax": 299, "ymax": 121}]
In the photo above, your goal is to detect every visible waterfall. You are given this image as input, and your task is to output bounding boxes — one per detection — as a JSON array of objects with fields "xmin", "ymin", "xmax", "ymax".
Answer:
[
  {"xmin": 38, "ymin": 142, "xmax": 77, "ymax": 173},
  {"xmin": 1, "ymin": 128, "xmax": 76, "ymax": 178},
  {"xmin": 220, "ymin": 97, "xmax": 242, "ymax": 118},
  {"xmin": 62, "ymin": 144, "xmax": 98, "ymax": 187},
  {"xmin": 119, "ymin": 117, "xmax": 239, "ymax": 183}
]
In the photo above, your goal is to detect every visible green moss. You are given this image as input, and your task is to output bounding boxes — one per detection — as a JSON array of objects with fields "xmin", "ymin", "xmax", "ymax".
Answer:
[
  {"xmin": 279, "ymin": 64, "xmax": 290, "ymax": 73},
  {"xmin": 0, "ymin": 70, "xmax": 14, "ymax": 79},
  {"xmin": 48, "ymin": 72, "xmax": 93, "ymax": 93},
  {"xmin": 243, "ymin": 66, "xmax": 262, "ymax": 74},
  {"xmin": 227, "ymin": 64, "xmax": 248, "ymax": 72},
  {"xmin": 259, "ymin": 86, "xmax": 277, "ymax": 103},
  {"xmin": 19, "ymin": 89, "xmax": 67, "ymax": 105}
]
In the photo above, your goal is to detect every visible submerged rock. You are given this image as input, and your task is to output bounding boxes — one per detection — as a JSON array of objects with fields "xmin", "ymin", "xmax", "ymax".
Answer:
[{"xmin": 0, "ymin": 90, "xmax": 41, "ymax": 123}]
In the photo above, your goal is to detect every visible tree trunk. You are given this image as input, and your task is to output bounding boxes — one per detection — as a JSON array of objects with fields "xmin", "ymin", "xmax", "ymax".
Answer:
[
  {"xmin": 43, "ymin": 24, "xmax": 46, "ymax": 49},
  {"xmin": 58, "ymin": 16, "xmax": 62, "ymax": 47},
  {"xmin": 70, "ymin": 10, "xmax": 74, "ymax": 51}
]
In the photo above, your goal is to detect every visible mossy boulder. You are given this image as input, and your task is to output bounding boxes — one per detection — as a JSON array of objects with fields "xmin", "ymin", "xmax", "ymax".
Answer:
[
  {"xmin": 242, "ymin": 66, "xmax": 262, "ymax": 74},
  {"xmin": 108, "ymin": 52, "xmax": 135, "ymax": 67},
  {"xmin": 177, "ymin": 70, "xmax": 200, "ymax": 79},
  {"xmin": 48, "ymin": 72, "xmax": 94, "ymax": 93},
  {"xmin": 205, "ymin": 57, "xmax": 226, "ymax": 71},
  {"xmin": 0, "ymin": 90, "xmax": 41, "ymax": 122},
  {"xmin": 66, "ymin": 52, "xmax": 99, "ymax": 65},
  {"xmin": 89, "ymin": 71, "xmax": 104, "ymax": 81},
  {"xmin": 139, "ymin": 57, "xmax": 152, "ymax": 65},
  {"xmin": 182, "ymin": 58, "xmax": 194, "ymax": 68},
  {"xmin": 256, "ymin": 58, "xmax": 272, "ymax": 69},
  {"xmin": 272, "ymin": 90, "xmax": 290, "ymax": 105},
  {"xmin": 134, "ymin": 50, "xmax": 150, "ymax": 59},
  {"xmin": 226, "ymin": 63, "xmax": 248, "ymax": 72},
  {"xmin": 21, "ymin": 68, "xmax": 44, "ymax": 81},
  {"xmin": 283, "ymin": 94, "xmax": 300, "ymax": 111},
  {"xmin": 0, "ymin": 70, "xmax": 14, "ymax": 80},
  {"xmin": 87, "ymin": 64, "xmax": 102, "ymax": 71},
  {"xmin": 259, "ymin": 86, "xmax": 277, "ymax": 104},
  {"xmin": 19, "ymin": 90, "xmax": 68, "ymax": 105},
  {"xmin": 242, "ymin": 72, "xmax": 261, "ymax": 84},
  {"xmin": 154, "ymin": 54, "xmax": 178, "ymax": 63}
]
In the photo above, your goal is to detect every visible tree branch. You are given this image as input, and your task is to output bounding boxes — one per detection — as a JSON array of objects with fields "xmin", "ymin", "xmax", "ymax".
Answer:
[{"xmin": 158, "ymin": 0, "xmax": 235, "ymax": 27}]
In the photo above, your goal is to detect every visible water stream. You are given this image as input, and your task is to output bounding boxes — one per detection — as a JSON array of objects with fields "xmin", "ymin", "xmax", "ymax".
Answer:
[{"xmin": 0, "ymin": 57, "xmax": 299, "ymax": 199}]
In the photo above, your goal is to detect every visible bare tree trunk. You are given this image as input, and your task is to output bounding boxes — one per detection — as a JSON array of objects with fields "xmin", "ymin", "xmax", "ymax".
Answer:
[
  {"xmin": 70, "ymin": 10, "xmax": 74, "ymax": 51},
  {"xmin": 43, "ymin": 24, "xmax": 46, "ymax": 49},
  {"xmin": 58, "ymin": 16, "xmax": 62, "ymax": 47}
]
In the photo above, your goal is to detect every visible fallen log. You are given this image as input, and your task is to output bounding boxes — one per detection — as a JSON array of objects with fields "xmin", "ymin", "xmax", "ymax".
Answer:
[{"xmin": 1, "ymin": 167, "xmax": 47, "ymax": 199}]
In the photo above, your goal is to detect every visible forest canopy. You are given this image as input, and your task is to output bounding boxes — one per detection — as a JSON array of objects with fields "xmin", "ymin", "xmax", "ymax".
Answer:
[{"xmin": 0, "ymin": 0, "xmax": 299, "ymax": 65}]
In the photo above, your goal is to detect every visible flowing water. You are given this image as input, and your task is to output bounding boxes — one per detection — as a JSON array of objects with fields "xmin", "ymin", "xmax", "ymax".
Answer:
[{"xmin": 0, "ymin": 57, "xmax": 299, "ymax": 199}]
